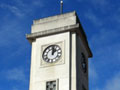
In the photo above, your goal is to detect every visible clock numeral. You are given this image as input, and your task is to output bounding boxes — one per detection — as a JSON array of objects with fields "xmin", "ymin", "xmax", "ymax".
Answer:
[
  {"xmin": 54, "ymin": 46, "xmax": 57, "ymax": 49},
  {"xmin": 44, "ymin": 53, "xmax": 47, "ymax": 55},
  {"xmin": 46, "ymin": 49, "xmax": 49, "ymax": 52},
  {"xmin": 49, "ymin": 59, "xmax": 52, "ymax": 63},
  {"xmin": 56, "ymin": 47, "xmax": 59, "ymax": 50},
  {"xmin": 58, "ymin": 54, "xmax": 61, "ymax": 56},
  {"xmin": 44, "ymin": 56, "xmax": 47, "ymax": 59},
  {"xmin": 53, "ymin": 59, "xmax": 56, "ymax": 62},
  {"xmin": 58, "ymin": 50, "xmax": 61, "ymax": 52},
  {"xmin": 49, "ymin": 47, "xmax": 52, "ymax": 50}
]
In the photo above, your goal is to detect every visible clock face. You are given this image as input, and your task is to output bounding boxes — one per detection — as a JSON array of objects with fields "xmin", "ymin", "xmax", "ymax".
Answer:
[
  {"xmin": 42, "ymin": 45, "xmax": 62, "ymax": 63},
  {"xmin": 81, "ymin": 53, "xmax": 87, "ymax": 73}
]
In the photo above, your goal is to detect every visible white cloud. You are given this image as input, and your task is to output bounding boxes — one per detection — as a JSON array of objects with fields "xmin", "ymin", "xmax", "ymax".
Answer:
[
  {"xmin": 89, "ymin": 28, "xmax": 120, "ymax": 90},
  {"xmin": 84, "ymin": 11, "xmax": 103, "ymax": 26},
  {"xmin": 111, "ymin": 8, "xmax": 120, "ymax": 24},
  {"xmin": 94, "ymin": 72, "xmax": 120, "ymax": 90},
  {"xmin": 12, "ymin": 87, "xmax": 19, "ymax": 90},
  {"xmin": 77, "ymin": 0, "xmax": 108, "ymax": 7},
  {"xmin": 90, "ymin": 29, "xmax": 119, "ymax": 45},
  {"xmin": 103, "ymin": 72, "xmax": 120, "ymax": 90},
  {"xmin": 89, "ymin": 60, "xmax": 98, "ymax": 85},
  {"xmin": 32, "ymin": 0, "xmax": 44, "ymax": 7},
  {"xmin": 0, "ymin": 20, "xmax": 23, "ymax": 47},
  {"xmin": 90, "ymin": 29, "xmax": 120, "ymax": 65},
  {"xmin": 0, "ymin": 4, "xmax": 24, "ymax": 17},
  {"xmin": 77, "ymin": 0, "xmax": 109, "ymax": 13},
  {"xmin": 4, "ymin": 68, "xmax": 27, "ymax": 82},
  {"xmin": 91, "ymin": 0, "xmax": 107, "ymax": 7},
  {"xmin": 89, "ymin": 65, "xmax": 98, "ymax": 80},
  {"xmin": 0, "ymin": 0, "xmax": 45, "ymax": 17},
  {"xmin": 13, "ymin": 0, "xmax": 25, "ymax": 7}
]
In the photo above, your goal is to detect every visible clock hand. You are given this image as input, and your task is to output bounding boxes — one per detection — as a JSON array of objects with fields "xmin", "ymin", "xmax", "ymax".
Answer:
[
  {"xmin": 52, "ymin": 46, "xmax": 56, "ymax": 55},
  {"xmin": 52, "ymin": 47, "xmax": 54, "ymax": 55}
]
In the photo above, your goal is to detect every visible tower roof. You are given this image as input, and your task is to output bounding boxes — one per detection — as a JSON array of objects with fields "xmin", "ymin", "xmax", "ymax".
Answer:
[{"xmin": 26, "ymin": 11, "xmax": 93, "ymax": 57}]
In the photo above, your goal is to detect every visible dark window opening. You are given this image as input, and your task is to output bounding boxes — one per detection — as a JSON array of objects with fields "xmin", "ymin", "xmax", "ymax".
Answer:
[{"xmin": 46, "ymin": 80, "xmax": 56, "ymax": 90}]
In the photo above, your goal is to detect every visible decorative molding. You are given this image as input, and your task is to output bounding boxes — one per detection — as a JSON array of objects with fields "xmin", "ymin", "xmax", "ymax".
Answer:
[{"xmin": 26, "ymin": 24, "xmax": 79, "ymax": 42}]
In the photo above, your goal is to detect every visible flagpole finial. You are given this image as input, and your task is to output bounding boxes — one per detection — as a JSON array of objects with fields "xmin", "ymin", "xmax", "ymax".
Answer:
[{"xmin": 60, "ymin": 0, "xmax": 63, "ymax": 14}]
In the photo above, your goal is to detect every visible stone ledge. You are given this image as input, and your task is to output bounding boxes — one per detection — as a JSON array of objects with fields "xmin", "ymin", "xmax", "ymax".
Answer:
[
  {"xmin": 33, "ymin": 11, "xmax": 76, "ymax": 25},
  {"xmin": 26, "ymin": 23, "xmax": 79, "ymax": 42}
]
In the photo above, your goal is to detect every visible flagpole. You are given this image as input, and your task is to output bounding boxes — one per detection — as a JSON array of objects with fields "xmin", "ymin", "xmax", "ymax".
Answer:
[{"xmin": 60, "ymin": 0, "xmax": 63, "ymax": 14}]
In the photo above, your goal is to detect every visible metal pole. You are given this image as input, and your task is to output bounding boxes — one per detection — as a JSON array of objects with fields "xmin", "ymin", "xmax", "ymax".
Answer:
[{"xmin": 60, "ymin": 0, "xmax": 63, "ymax": 14}]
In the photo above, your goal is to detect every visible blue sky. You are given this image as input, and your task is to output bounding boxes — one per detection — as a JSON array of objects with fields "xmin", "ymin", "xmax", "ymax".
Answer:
[{"xmin": 0, "ymin": 0, "xmax": 120, "ymax": 90}]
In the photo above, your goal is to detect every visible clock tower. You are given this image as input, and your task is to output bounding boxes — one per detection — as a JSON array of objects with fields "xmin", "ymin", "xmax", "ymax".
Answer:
[{"xmin": 26, "ymin": 11, "xmax": 92, "ymax": 90}]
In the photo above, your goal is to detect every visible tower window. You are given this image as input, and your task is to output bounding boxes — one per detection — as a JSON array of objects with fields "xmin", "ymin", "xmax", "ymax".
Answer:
[{"xmin": 46, "ymin": 80, "xmax": 56, "ymax": 90}]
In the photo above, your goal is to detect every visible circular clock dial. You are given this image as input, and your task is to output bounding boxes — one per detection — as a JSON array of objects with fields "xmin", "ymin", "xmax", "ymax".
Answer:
[{"xmin": 42, "ymin": 45, "xmax": 62, "ymax": 63}]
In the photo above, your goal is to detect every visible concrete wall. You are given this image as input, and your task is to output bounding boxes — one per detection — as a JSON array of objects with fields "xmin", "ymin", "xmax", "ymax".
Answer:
[
  {"xmin": 31, "ymin": 12, "xmax": 77, "ymax": 33},
  {"xmin": 29, "ymin": 32, "xmax": 89, "ymax": 90},
  {"xmin": 29, "ymin": 32, "xmax": 70, "ymax": 90},
  {"xmin": 70, "ymin": 32, "xmax": 89, "ymax": 90},
  {"xmin": 76, "ymin": 34, "xmax": 89, "ymax": 90}
]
